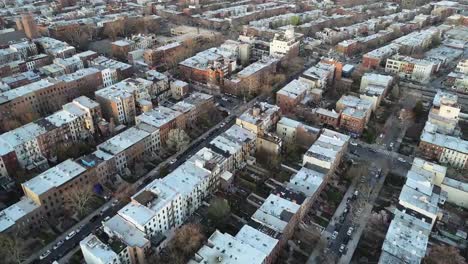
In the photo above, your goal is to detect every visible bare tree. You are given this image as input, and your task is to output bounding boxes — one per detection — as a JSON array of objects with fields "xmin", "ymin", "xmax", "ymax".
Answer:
[
  {"xmin": 65, "ymin": 185, "xmax": 94, "ymax": 217},
  {"xmin": 424, "ymin": 245, "xmax": 466, "ymax": 264},
  {"xmin": 170, "ymin": 223, "xmax": 205, "ymax": 258},
  {"xmin": 0, "ymin": 234, "xmax": 26, "ymax": 264},
  {"xmin": 103, "ymin": 21, "xmax": 124, "ymax": 41},
  {"xmin": 166, "ymin": 128, "xmax": 190, "ymax": 152},
  {"xmin": 61, "ymin": 25, "xmax": 92, "ymax": 49}
]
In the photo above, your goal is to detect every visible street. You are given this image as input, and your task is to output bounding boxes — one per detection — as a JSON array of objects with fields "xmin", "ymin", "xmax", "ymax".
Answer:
[{"xmin": 25, "ymin": 91, "xmax": 266, "ymax": 264}]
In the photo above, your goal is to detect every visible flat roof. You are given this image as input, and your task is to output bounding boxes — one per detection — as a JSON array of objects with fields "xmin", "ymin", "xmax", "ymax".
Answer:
[
  {"xmin": 103, "ymin": 214, "xmax": 149, "ymax": 248},
  {"xmin": 136, "ymin": 106, "xmax": 182, "ymax": 128},
  {"xmin": 190, "ymin": 230, "xmax": 267, "ymax": 264},
  {"xmin": 235, "ymin": 225, "xmax": 278, "ymax": 256},
  {"xmin": 22, "ymin": 159, "xmax": 87, "ymax": 196},
  {"xmin": 251, "ymin": 194, "xmax": 300, "ymax": 233},
  {"xmin": 287, "ymin": 166, "xmax": 325, "ymax": 197},
  {"xmin": 98, "ymin": 127, "xmax": 149, "ymax": 155},
  {"xmin": 80, "ymin": 234, "xmax": 119, "ymax": 263},
  {"xmin": 399, "ymin": 184, "xmax": 439, "ymax": 216},
  {"xmin": 0, "ymin": 197, "xmax": 39, "ymax": 232},
  {"xmin": 277, "ymin": 79, "xmax": 311, "ymax": 99}
]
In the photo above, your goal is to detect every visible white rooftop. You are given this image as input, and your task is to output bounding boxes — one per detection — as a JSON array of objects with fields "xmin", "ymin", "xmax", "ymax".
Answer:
[
  {"xmin": 98, "ymin": 127, "xmax": 149, "ymax": 155},
  {"xmin": 136, "ymin": 106, "xmax": 182, "ymax": 128},
  {"xmin": 22, "ymin": 159, "xmax": 87, "ymax": 196},
  {"xmin": 277, "ymin": 79, "xmax": 311, "ymax": 99},
  {"xmin": 287, "ymin": 166, "xmax": 325, "ymax": 197},
  {"xmin": 0, "ymin": 197, "xmax": 39, "ymax": 232},
  {"xmin": 103, "ymin": 214, "xmax": 149, "ymax": 248},
  {"xmin": 251, "ymin": 194, "xmax": 300, "ymax": 233}
]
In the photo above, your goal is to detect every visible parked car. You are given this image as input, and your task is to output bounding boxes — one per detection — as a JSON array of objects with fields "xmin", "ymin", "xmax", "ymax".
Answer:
[
  {"xmin": 53, "ymin": 240, "xmax": 64, "ymax": 250},
  {"xmin": 39, "ymin": 250, "xmax": 51, "ymax": 260},
  {"xmin": 331, "ymin": 231, "xmax": 339, "ymax": 240},
  {"xmin": 65, "ymin": 230, "xmax": 76, "ymax": 240},
  {"xmin": 350, "ymin": 141, "xmax": 358, "ymax": 146},
  {"xmin": 339, "ymin": 244, "xmax": 346, "ymax": 253},
  {"xmin": 398, "ymin": 157, "xmax": 406, "ymax": 163},
  {"xmin": 89, "ymin": 215, "xmax": 100, "ymax": 223},
  {"xmin": 347, "ymin": 227, "xmax": 354, "ymax": 236}
]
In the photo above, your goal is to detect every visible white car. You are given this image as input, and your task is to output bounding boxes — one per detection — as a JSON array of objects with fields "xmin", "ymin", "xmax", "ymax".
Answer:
[
  {"xmin": 347, "ymin": 227, "xmax": 354, "ymax": 236},
  {"xmin": 398, "ymin": 157, "xmax": 406, "ymax": 163},
  {"xmin": 350, "ymin": 141, "xmax": 358, "ymax": 146},
  {"xmin": 331, "ymin": 231, "xmax": 338, "ymax": 240},
  {"xmin": 65, "ymin": 230, "xmax": 76, "ymax": 240},
  {"xmin": 39, "ymin": 250, "xmax": 51, "ymax": 260},
  {"xmin": 169, "ymin": 158, "xmax": 177, "ymax": 164}
]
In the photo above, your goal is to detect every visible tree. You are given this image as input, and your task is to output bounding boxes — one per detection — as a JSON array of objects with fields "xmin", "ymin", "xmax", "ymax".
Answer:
[
  {"xmin": 290, "ymin": 15, "xmax": 301, "ymax": 26},
  {"xmin": 166, "ymin": 128, "xmax": 190, "ymax": 152},
  {"xmin": 0, "ymin": 234, "xmax": 26, "ymax": 264},
  {"xmin": 424, "ymin": 245, "xmax": 466, "ymax": 264},
  {"xmin": 170, "ymin": 223, "xmax": 205, "ymax": 258},
  {"xmin": 103, "ymin": 21, "xmax": 124, "ymax": 41},
  {"xmin": 207, "ymin": 197, "xmax": 231, "ymax": 228},
  {"xmin": 65, "ymin": 185, "xmax": 94, "ymax": 217},
  {"xmin": 391, "ymin": 84, "xmax": 400, "ymax": 99},
  {"xmin": 61, "ymin": 25, "xmax": 92, "ymax": 50},
  {"xmin": 413, "ymin": 100, "xmax": 425, "ymax": 122}
]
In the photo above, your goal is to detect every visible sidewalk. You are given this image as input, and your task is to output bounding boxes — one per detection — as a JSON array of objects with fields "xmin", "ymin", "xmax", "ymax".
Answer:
[
  {"xmin": 24, "ymin": 199, "xmax": 115, "ymax": 264},
  {"xmin": 306, "ymin": 170, "xmax": 362, "ymax": 264}
]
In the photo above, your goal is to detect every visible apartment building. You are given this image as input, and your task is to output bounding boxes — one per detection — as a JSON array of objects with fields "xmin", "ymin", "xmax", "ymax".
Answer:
[
  {"xmin": 276, "ymin": 117, "xmax": 320, "ymax": 147},
  {"xmin": 359, "ymin": 73, "xmax": 393, "ymax": 111},
  {"xmin": 427, "ymin": 91, "xmax": 460, "ymax": 135},
  {"xmin": 135, "ymin": 106, "xmax": 183, "ymax": 145},
  {"xmin": 0, "ymin": 97, "xmax": 101, "ymax": 176},
  {"xmin": 90, "ymin": 56, "xmax": 133, "ymax": 87},
  {"xmin": 419, "ymin": 91, "xmax": 467, "ymax": 169},
  {"xmin": 385, "ymin": 54, "xmax": 435, "ymax": 83},
  {"xmin": 191, "ymin": 226, "xmax": 278, "ymax": 264},
  {"xmin": 303, "ymin": 129, "xmax": 350, "ymax": 170},
  {"xmin": 236, "ymin": 102, "xmax": 280, "ymax": 136},
  {"xmin": 0, "ymin": 68, "xmax": 103, "ymax": 120},
  {"xmin": 315, "ymin": 108, "xmax": 340, "ymax": 129},
  {"xmin": 276, "ymin": 79, "xmax": 311, "ymax": 114},
  {"xmin": 95, "ymin": 78, "xmax": 154, "ymax": 126},
  {"xmin": 299, "ymin": 62, "xmax": 336, "ymax": 90},
  {"xmin": 97, "ymin": 126, "xmax": 159, "ymax": 173},
  {"xmin": 269, "ymin": 27, "xmax": 301, "ymax": 58},
  {"xmin": 0, "ymin": 154, "xmax": 114, "ymax": 233},
  {"xmin": 178, "ymin": 41, "xmax": 239, "ymax": 85},
  {"xmin": 379, "ymin": 158, "xmax": 449, "ymax": 264},
  {"xmin": 34, "ymin": 37, "xmax": 76, "ymax": 59},
  {"xmin": 81, "ymin": 123, "xmax": 256, "ymax": 263},
  {"xmin": 144, "ymin": 70, "xmax": 170, "ymax": 102}
]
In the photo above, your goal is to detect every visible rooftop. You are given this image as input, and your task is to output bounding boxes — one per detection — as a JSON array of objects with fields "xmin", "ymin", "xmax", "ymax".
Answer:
[
  {"xmin": 80, "ymin": 235, "xmax": 119, "ymax": 264},
  {"xmin": 190, "ymin": 230, "xmax": 267, "ymax": 264},
  {"xmin": 103, "ymin": 214, "xmax": 149, "ymax": 248},
  {"xmin": 0, "ymin": 197, "xmax": 39, "ymax": 232},
  {"xmin": 98, "ymin": 127, "xmax": 149, "ymax": 155},
  {"xmin": 277, "ymin": 79, "xmax": 311, "ymax": 99},
  {"xmin": 251, "ymin": 194, "xmax": 301, "ymax": 233},
  {"xmin": 136, "ymin": 106, "xmax": 182, "ymax": 128},
  {"xmin": 287, "ymin": 166, "xmax": 326, "ymax": 197},
  {"xmin": 22, "ymin": 159, "xmax": 87, "ymax": 196},
  {"xmin": 234, "ymin": 225, "xmax": 278, "ymax": 256}
]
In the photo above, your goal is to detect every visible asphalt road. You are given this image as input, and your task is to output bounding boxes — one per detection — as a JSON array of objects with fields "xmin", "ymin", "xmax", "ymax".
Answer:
[
  {"xmin": 30, "ymin": 200, "xmax": 124, "ymax": 264},
  {"xmin": 27, "ymin": 91, "xmax": 265, "ymax": 264}
]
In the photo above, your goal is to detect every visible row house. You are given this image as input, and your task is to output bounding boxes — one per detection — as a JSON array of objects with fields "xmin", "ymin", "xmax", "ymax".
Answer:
[
  {"xmin": 192, "ymin": 129, "xmax": 348, "ymax": 264},
  {"xmin": 0, "ymin": 153, "xmax": 114, "ymax": 233},
  {"xmin": 0, "ymin": 96, "xmax": 101, "ymax": 176},
  {"xmin": 89, "ymin": 56, "xmax": 133, "ymax": 87},
  {"xmin": 0, "ymin": 67, "xmax": 103, "ymax": 122},
  {"xmin": 81, "ymin": 124, "xmax": 256, "ymax": 264},
  {"xmin": 385, "ymin": 54, "xmax": 435, "ymax": 83}
]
